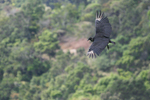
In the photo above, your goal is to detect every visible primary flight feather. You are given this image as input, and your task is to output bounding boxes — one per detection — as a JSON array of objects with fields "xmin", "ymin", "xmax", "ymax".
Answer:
[{"xmin": 87, "ymin": 10, "xmax": 115, "ymax": 58}]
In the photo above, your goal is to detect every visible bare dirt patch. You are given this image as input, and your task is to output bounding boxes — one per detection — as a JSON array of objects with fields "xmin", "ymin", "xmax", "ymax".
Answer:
[{"xmin": 59, "ymin": 36, "xmax": 91, "ymax": 53}]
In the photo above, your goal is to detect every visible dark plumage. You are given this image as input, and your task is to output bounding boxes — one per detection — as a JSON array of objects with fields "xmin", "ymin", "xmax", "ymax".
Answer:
[{"xmin": 87, "ymin": 10, "xmax": 115, "ymax": 58}]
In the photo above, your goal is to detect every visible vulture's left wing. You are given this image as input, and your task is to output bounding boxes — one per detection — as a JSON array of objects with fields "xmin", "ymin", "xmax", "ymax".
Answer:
[{"xmin": 95, "ymin": 11, "xmax": 112, "ymax": 38}]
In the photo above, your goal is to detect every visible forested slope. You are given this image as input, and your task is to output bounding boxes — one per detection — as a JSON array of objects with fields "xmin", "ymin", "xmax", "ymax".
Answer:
[{"xmin": 0, "ymin": 0, "xmax": 150, "ymax": 100}]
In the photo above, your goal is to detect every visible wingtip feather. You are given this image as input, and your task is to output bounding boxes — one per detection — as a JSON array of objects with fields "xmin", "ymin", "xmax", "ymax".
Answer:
[
  {"xmin": 87, "ymin": 51, "xmax": 97, "ymax": 58},
  {"xmin": 96, "ymin": 10, "xmax": 104, "ymax": 21},
  {"xmin": 99, "ymin": 10, "xmax": 101, "ymax": 18}
]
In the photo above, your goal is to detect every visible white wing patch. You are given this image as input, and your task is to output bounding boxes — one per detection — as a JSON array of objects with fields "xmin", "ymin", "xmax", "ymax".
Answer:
[
  {"xmin": 87, "ymin": 50, "xmax": 96, "ymax": 58},
  {"xmin": 96, "ymin": 11, "xmax": 104, "ymax": 21}
]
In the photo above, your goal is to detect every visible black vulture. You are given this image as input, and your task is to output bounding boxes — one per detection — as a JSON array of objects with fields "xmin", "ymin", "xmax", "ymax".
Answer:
[{"xmin": 87, "ymin": 10, "xmax": 115, "ymax": 58}]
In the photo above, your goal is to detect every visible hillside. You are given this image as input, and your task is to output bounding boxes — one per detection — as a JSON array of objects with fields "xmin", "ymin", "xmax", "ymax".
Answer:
[{"xmin": 0, "ymin": 0, "xmax": 150, "ymax": 100}]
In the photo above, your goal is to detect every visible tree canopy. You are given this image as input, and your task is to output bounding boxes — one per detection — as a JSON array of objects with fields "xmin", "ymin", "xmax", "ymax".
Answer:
[{"xmin": 0, "ymin": 0, "xmax": 150, "ymax": 100}]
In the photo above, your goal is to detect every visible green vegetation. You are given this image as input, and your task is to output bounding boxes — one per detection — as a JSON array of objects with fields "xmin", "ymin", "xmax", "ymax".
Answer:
[{"xmin": 0, "ymin": 0, "xmax": 150, "ymax": 100}]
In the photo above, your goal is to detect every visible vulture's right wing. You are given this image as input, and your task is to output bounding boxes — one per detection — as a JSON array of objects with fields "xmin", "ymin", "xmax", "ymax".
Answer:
[{"xmin": 87, "ymin": 37, "xmax": 109, "ymax": 58}]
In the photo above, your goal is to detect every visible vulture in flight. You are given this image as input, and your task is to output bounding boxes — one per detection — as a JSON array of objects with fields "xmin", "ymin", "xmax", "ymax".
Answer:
[{"xmin": 87, "ymin": 10, "xmax": 115, "ymax": 58}]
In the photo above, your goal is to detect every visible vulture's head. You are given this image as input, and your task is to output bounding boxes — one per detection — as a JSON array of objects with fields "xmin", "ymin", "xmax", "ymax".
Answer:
[{"xmin": 88, "ymin": 37, "xmax": 94, "ymax": 42}]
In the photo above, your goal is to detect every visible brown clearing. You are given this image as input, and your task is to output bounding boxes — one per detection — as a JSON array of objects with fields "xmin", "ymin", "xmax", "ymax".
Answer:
[{"xmin": 59, "ymin": 36, "xmax": 91, "ymax": 53}]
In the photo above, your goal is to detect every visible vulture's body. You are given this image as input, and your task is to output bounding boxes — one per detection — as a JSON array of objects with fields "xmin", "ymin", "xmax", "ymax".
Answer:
[{"xmin": 87, "ymin": 11, "xmax": 115, "ymax": 58}]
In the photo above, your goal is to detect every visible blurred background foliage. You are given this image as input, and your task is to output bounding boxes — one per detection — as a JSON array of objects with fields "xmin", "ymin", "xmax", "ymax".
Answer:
[{"xmin": 0, "ymin": 0, "xmax": 150, "ymax": 100}]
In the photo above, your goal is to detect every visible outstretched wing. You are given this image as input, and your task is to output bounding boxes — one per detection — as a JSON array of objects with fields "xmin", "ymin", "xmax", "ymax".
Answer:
[
  {"xmin": 95, "ymin": 10, "xmax": 112, "ymax": 38},
  {"xmin": 87, "ymin": 37, "xmax": 109, "ymax": 58}
]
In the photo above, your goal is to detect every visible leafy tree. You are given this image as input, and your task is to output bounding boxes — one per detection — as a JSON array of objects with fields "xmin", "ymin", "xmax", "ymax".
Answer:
[
  {"xmin": 21, "ymin": 0, "xmax": 45, "ymax": 39},
  {"xmin": 117, "ymin": 35, "xmax": 150, "ymax": 71},
  {"xmin": 0, "ymin": 76, "xmax": 16, "ymax": 100},
  {"xmin": 34, "ymin": 29, "xmax": 59, "ymax": 56}
]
